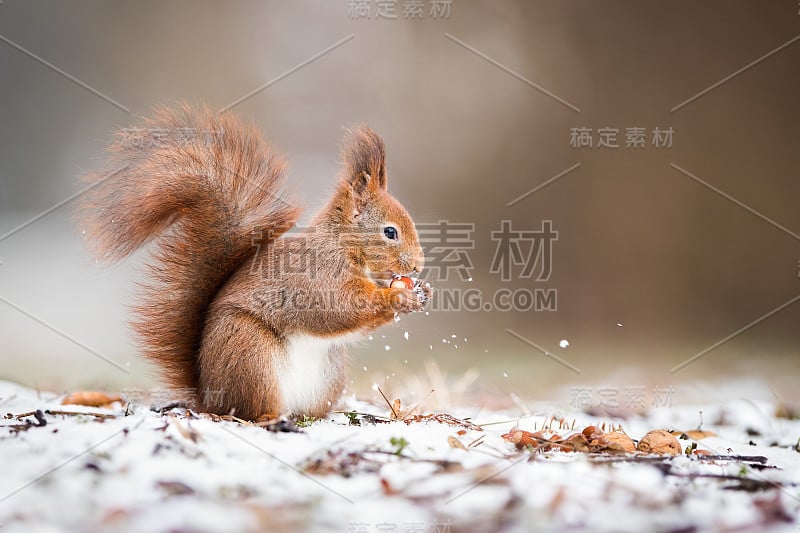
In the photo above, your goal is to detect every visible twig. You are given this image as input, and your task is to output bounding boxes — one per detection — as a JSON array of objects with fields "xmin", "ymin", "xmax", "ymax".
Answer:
[
  {"xmin": 377, "ymin": 387, "xmax": 398, "ymax": 419},
  {"xmin": 700, "ymin": 454, "xmax": 768, "ymax": 464},
  {"xmin": 219, "ymin": 414, "xmax": 254, "ymax": 426},
  {"xmin": 3, "ymin": 409, "xmax": 46, "ymax": 434},
  {"xmin": 467, "ymin": 435, "xmax": 485, "ymax": 448},
  {"xmin": 475, "ymin": 414, "xmax": 540, "ymax": 427},
  {"xmin": 12, "ymin": 410, "xmax": 38, "ymax": 420},
  {"xmin": 362, "ymin": 448, "xmax": 461, "ymax": 470},
  {"xmin": 45, "ymin": 409, "xmax": 116, "ymax": 420},
  {"xmin": 403, "ymin": 413, "xmax": 482, "ymax": 431},
  {"xmin": 396, "ymin": 389, "xmax": 435, "ymax": 421},
  {"xmin": 468, "ymin": 446, "xmax": 516, "ymax": 461},
  {"xmin": 667, "ymin": 472, "xmax": 796, "ymax": 488}
]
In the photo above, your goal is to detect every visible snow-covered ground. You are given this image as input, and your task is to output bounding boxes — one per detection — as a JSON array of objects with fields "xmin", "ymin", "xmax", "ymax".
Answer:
[{"xmin": 0, "ymin": 380, "xmax": 798, "ymax": 532}]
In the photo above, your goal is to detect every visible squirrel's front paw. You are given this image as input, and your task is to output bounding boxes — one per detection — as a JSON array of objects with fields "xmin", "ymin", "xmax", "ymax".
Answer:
[
  {"xmin": 389, "ymin": 288, "xmax": 425, "ymax": 314},
  {"xmin": 413, "ymin": 280, "xmax": 433, "ymax": 307}
]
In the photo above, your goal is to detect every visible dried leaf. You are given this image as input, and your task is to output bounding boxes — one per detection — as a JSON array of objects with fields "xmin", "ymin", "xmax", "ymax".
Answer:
[
  {"xmin": 61, "ymin": 391, "xmax": 121, "ymax": 407},
  {"xmin": 670, "ymin": 429, "xmax": 717, "ymax": 440},
  {"xmin": 582, "ymin": 425, "xmax": 603, "ymax": 440},
  {"xmin": 171, "ymin": 419, "xmax": 201, "ymax": 443},
  {"xmin": 447, "ymin": 435, "xmax": 468, "ymax": 451},
  {"xmin": 557, "ymin": 432, "xmax": 591, "ymax": 452},
  {"xmin": 390, "ymin": 399, "xmax": 402, "ymax": 420},
  {"xmin": 380, "ymin": 477, "xmax": 398, "ymax": 495},
  {"xmin": 403, "ymin": 413, "xmax": 482, "ymax": 431},
  {"xmin": 753, "ymin": 492, "xmax": 794, "ymax": 523},
  {"xmin": 156, "ymin": 480, "xmax": 195, "ymax": 496},
  {"xmin": 502, "ymin": 430, "xmax": 538, "ymax": 448},
  {"xmin": 774, "ymin": 403, "xmax": 799, "ymax": 420}
]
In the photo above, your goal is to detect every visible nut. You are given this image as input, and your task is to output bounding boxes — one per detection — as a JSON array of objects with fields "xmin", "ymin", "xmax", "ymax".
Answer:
[
  {"xmin": 637, "ymin": 429, "xmax": 682, "ymax": 455},
  {"xmin": 390, "ymin": 275, "xmax": 414, "ymax": 290},
  {"xmin": 596, "ymin": 431, "xmax": 636, "ymax": 454}
]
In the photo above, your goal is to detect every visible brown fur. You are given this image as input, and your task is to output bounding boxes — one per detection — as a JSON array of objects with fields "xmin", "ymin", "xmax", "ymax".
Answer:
[{"xmin": 80, "ymin": 105, "xmax": 428, "ymax": 420}]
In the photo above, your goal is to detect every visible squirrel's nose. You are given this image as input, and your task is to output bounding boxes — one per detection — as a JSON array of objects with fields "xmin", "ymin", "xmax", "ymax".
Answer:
[{"xmin": 412, "ymin": 255, "xmax": 424, "ymax": 274}]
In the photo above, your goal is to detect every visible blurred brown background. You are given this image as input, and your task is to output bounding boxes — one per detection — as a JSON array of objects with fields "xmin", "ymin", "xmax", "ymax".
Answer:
[{"xmin": 1, "ymin": 1, "xmax": 798, "ymax": 407}]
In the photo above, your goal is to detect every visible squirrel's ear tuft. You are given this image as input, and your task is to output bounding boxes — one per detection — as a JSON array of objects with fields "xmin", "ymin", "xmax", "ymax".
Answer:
[{"xmin": 342, "ymin": 125, "xmax": 387, "ymax": 193}]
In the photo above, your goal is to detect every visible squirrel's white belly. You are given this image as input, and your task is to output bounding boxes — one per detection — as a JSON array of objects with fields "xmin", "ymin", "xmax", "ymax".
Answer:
[{"xmin": 278, "ymin": 333, "xmax": 358, "ymax": 414}]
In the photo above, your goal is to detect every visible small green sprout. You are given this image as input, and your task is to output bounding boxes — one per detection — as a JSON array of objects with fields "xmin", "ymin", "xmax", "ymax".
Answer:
[
  {"xmin": 296, "ymin": 415, "xmax": 317, "ymax": 428},
  {"xmin": 344, "ymin": 411, "xmax": 360, "ymax": 426},
  {"xmin": 390, "ymin": 436, "xmax": 409, "ymax": 455}
]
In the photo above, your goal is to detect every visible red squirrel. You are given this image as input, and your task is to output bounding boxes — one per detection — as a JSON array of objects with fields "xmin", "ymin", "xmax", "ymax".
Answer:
[{"xmin": 81, "ymin": 104, "xmax": 431, "ymax": 420}]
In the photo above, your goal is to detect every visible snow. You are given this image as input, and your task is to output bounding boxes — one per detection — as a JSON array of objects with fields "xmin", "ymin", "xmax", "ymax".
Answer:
[{"xmin": 0, "ymin": 380, "xmax": 798, "ymax": 532}]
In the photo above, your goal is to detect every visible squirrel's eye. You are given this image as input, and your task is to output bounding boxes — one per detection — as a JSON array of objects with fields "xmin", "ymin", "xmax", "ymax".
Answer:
[{"xmin": 384, "ymin": 226, "xmax": 398, "ymax": 240}]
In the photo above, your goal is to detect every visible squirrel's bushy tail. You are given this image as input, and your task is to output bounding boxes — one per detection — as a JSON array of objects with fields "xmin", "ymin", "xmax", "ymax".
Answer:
[{"xmin": 81, "ymin": 104, "xmax": 300, "ymax": 393}]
